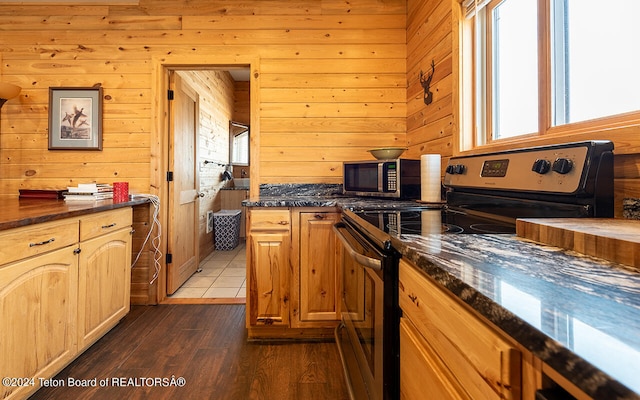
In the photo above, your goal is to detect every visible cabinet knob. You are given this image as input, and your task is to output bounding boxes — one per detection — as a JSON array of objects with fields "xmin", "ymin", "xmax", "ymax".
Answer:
[{"xmin": 314, "ymin": 214, "xmax": 325, "ymax": 220}]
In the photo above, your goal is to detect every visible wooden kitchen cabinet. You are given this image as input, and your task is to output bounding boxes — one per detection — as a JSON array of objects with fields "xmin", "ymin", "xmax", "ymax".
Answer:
[
  {"xmin": 246, "ymin": 207, "xmax": 341, "ymax": 338},
  {"xmin": 399, "ymin": 259, "xmax": 522, "ymax": 400},
  {"xmin": 0, "ymin": 246, "xmax": 78, "ymax": 400},
  {"xmin": 246, "ymin": 209, "xmax": 291, "ymax": 329},
  {"xmin": 0, "ymin": 207, "xmax": 133, "ymax": 400},
  {"xmin": 77, "ymin": 208, "xmax": 132, "ymax": 351},
  {"xmin": 291, "ymin": 210, "xmax": 341, "ymax": 328},
  {"xmin": 400, "ymin": 317, "xmax": 469, "ymax": 400}
]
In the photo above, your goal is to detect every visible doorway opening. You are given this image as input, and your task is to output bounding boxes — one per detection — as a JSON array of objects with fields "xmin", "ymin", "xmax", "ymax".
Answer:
[{"xmin": 159, "ymin": 65, "xmax": 253, "ymax": 305}]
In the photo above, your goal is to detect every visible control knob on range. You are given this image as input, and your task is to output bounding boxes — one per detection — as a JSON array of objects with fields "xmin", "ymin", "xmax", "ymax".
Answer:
[
  {"xmin": 531, "ymin": 159, "xmax": 551, "ymax": 174},
  {"xmin": 446, "ymin": 164, "xmax": 466, "ymax": 175},
  {"xmin": 552, "ymin": 158, "xmax": 573, "ymax": 174}
]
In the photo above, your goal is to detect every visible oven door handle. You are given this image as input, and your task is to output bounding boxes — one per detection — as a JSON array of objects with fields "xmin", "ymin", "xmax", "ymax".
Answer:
[{"xmin": 333, "ymin": 224, "xmax": 382, "ymax": 271}]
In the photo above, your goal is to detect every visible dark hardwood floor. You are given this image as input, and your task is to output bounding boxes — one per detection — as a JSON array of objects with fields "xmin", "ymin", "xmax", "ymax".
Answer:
[{"xmin": 30, "ymin": 305, "xmax": 349, "ymax": 400}]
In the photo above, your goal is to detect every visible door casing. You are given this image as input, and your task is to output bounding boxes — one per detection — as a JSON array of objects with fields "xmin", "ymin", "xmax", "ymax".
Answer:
[{"xmin": 151, "ymin": 55, "xmax": 260, "ymax": 302}]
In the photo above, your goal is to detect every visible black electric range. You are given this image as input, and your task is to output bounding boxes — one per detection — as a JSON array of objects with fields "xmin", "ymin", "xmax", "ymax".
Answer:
[
  {"xmin": 335, "ymin": 140, "xmax": 614, "ymax": 400},
  {"xmin": 348, "ymin": 140, "xmax": 614, "ymax": 237}
]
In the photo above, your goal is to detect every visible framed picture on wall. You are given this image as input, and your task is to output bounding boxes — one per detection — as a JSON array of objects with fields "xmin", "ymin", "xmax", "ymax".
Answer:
[{"xmin": 48, "ymin": 86, "xmax": 103, "ymax": 150}]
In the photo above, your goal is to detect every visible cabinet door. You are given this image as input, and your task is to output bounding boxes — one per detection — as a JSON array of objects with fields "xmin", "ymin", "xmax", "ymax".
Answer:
[
  {"xmin": 298, "ymin": 212, "xmax": 340, "ymax": 323},
  {"xmin": 0, "ymin": 246, "xmax": 78, "ymax": 400},
  {"xmin": 77, "ymin": 228, "xmax": 132, "ymax": 350},
  {"xmin": 399, "ymin": 260, "xmax": 521, "ymax": 400},
  {"xmin": 247, "ymin": 231, "xmax": 289, "ymax": 326},
  {"xmin": 400, "ymin": 317, "xmax": 470, "ymax": 400}
]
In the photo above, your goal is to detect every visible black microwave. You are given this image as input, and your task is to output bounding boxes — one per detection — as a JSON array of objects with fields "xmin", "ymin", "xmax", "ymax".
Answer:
[{"xmin": 343, "ymin": 159, "xmax": 421, "ymax": 199}]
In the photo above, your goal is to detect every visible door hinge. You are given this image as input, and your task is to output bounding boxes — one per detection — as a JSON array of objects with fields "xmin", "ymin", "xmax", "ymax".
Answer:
[
  {"xmin": 166, "ymin": 253, "xmax": 172, "ymax": 264},
  {"xmin": 167, "ymin": 89, "xmax": 174, "ymax": 100},
  {"xmin": 166, "ymin": 171, "xmax": 173, "ymax": 182}
]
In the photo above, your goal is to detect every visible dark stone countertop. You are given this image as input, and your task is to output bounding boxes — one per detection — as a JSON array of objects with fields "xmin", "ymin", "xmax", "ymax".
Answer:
[
  {"xmin": 0, "ymin": 197, "xmax": 149, "ymax": 231},
  {"xmin": 393, "ymin": 233, "xmax": 640, "ymax": 399},
  {"xmin": 246, "ymin": 185, "xmax": 640, "ymax": 399}
]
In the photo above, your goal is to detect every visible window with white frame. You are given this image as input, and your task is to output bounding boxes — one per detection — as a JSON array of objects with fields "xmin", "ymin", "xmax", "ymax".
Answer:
[
  {"xmin": 462, "ymin": 0, "xmax": 640, "ymax": 148},
  {"xmin": 231, "ymin": 130, "xmax": 249, "ymax": 165}
]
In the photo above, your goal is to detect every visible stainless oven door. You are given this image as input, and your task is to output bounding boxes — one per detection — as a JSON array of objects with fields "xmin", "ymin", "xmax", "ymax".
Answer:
[{"xmin": 334, "ymin": 221, "xmax": 384, "ymax": 400}]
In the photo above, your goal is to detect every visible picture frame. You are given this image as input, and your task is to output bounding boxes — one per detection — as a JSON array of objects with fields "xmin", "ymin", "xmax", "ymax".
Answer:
[{"xmin": 48, "ymin": 86, "xmax": 103, "ymax": 150}]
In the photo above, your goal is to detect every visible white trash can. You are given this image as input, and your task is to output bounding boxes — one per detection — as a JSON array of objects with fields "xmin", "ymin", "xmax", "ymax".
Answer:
[{"xmin": 213, "ymin": 209, "xmax": 242, "ymax": 250}]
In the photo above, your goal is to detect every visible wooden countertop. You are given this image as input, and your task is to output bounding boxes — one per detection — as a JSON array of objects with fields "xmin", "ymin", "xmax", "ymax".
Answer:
[
  {"xmin": 0, "ymin": 197, "xmax": 149, "ymax": 231},
  {"xmin": 517, "ymin": 218, "xmax": 640, "ymax": 267}
]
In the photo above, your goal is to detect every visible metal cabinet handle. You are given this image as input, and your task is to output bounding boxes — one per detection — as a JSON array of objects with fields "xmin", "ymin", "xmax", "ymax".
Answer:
[
  {"xmin": 101, "ymin": 223, "xmax": 117, "ymax": 229},
  {"xmin": 333, "ymin": 224, "xmax": 382, "ymax": 271},
  {"xmin": 29, "ymin": 238, "xmax": 55, "ymax": 247}
]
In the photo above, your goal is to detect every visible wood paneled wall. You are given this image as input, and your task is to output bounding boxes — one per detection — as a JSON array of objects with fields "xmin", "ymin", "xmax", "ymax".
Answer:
[
  {"xmin": 405, "ymin": 0, "xmax": 455, "ymax": 172},
  {"xmin": 0, "ymin": 0, "xmax": 637, "ymax": 209},
  {"xmin": 0, "ymin": 0, "xmax": 408, "ymax": 196}
]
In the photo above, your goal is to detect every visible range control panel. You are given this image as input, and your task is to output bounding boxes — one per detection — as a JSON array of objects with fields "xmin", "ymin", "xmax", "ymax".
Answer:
[{"xmin": 443, "ymin": 141, "xmax": 613, "ymax": 194}]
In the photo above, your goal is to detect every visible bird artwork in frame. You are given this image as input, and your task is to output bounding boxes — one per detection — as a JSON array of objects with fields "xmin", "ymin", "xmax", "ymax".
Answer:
[{"xmin": 48, "ymin": 85, "xmax": 103, "ymax": 150}]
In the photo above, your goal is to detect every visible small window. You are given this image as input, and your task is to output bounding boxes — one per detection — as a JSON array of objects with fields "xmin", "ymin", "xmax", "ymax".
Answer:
[{"xmin": 230, "ymin": 121, "xmax": 249, "ymax": 165}]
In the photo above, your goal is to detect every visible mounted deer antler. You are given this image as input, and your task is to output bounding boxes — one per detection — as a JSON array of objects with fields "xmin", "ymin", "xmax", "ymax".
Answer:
[{"xmin": 420, "ymin": 60, "xmax": 436, "ymax": 105}]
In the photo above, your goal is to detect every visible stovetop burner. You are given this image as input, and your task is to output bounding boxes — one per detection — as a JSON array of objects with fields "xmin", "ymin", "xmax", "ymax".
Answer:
[{"xmin": 352, "ymin": 207, "xmax": 516, "ymax": 236}]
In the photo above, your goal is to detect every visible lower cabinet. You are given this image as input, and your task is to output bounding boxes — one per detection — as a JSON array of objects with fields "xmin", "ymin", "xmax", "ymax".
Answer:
[
  {"xmin": 246, "ymin": 209, "xmax": 291, "ymax": 329},
  {"xmin": 292, "ymin": 211, "xmax": 341, "ymax": 328},
  {"xmin": 247, "ymin": 230, "xmax": 290, "ymax": 327},
  {"xmin": 0, "ymin": 208, "xmax": 132, "ymax": 400},
  {"xmin": 246, "ymin": 208, "xmax": 341, "ymax": 338},
  {"xmin": 78, "ymin": 227, "xmax": 132, "ymax": 351},
  {"xmin": 400, "ymin": 317, "xmax": 469, "ymax": 400},
  {"xmin": 0, "ymin": 246, "xmax": 79, "ymax": 400},
  {"xmin": 399, "ymin": 259, "xmax": 522, "ymax": 400}
]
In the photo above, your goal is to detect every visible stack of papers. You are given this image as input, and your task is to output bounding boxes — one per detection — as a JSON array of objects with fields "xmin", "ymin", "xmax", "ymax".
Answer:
[{"xmin": 64, "ymin": 183, "xmax": 113, "ymax": 201}]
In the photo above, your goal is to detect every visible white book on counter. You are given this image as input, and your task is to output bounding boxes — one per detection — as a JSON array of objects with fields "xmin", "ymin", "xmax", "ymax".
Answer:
[
  {"xmin": 67, "ymin": 183, "xmax": 113, "ymax": 194},
  {"xmin": 64, "ymin": 192, "xmax": 113, "ymax": 201}
]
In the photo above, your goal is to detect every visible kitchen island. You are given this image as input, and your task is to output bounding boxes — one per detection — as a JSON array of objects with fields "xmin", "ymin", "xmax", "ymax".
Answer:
[
  {"xmin": 244, "ymin": 185, "xmax": 640, "ymax": 400},
  {"xmin": 0, "ymin": 197, "xmax": 147, "ymax": 400}
]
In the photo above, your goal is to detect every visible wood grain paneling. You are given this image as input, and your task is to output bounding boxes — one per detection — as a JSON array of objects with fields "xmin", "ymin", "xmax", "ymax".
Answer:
[{"xmin": 0, "ymin": 0, "xmax": 408, "ymax": 195}]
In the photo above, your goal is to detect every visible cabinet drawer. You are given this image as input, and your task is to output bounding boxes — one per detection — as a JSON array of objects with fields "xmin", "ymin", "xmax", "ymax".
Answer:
[
  {"xmin": 0, "ymin": 219, "xmax": 79, "ymax": 266},
  {"xmin": 79, "ymin": 208, "xmax": 132, "ymax": 241},
  {"xmin": 249, "ymin": 209, "xmax": 290, "ymax": 231},
  {"xmin": 399, "ymin": 260, "xmax": 521, "ymax": 400}
]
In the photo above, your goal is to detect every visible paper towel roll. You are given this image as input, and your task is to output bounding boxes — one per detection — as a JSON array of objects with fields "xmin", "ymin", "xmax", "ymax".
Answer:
[{"xmin": 420, "ymin": 154, "xmax": 441, "ymax": 203}]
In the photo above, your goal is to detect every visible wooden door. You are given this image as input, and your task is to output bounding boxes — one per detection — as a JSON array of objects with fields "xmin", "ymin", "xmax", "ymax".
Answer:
[{"xmin": 167, "ymin": 72, "xmax": 200, "ymax": 294}]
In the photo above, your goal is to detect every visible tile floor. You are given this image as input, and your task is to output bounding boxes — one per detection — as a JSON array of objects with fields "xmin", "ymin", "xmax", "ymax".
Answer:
[{"xmin": 168, "ymin": 241, "xmax": 246, "ymax": 299}]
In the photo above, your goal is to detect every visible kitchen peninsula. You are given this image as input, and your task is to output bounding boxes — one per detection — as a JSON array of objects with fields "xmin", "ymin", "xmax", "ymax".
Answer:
[
  {"xmin": 0, "ymin": 197, "xmax": 148, "ymax": 400},
  {"xmin": 244, "ymin": 184, "xmax": 640, "ymax": 400}
]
